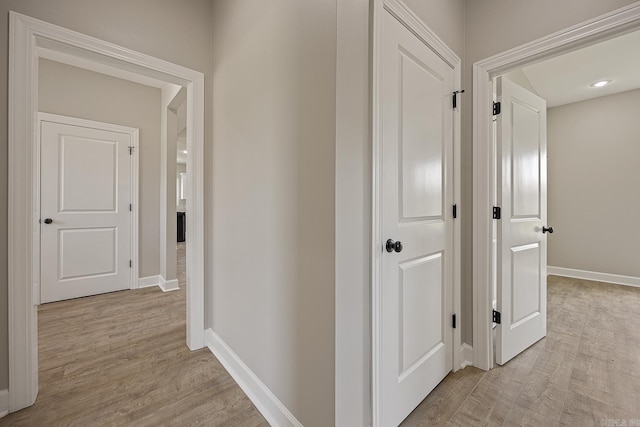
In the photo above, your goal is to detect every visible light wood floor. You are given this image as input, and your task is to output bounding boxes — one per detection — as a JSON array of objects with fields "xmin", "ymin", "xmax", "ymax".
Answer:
[
  {"xmin": 4, "ymin": 268, "xmax": 639, "ymax": 426},
  {"xmin": 402, "ymin": 275, "xmax": 640, "ymax": 427},
  {"xmin": 1, "ymin": 243, "xmax": 267, "ymax": 426}
]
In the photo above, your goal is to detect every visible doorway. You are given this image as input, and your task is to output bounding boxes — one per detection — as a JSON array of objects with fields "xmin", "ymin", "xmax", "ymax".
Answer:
[
  {"xmin": 38, "ymin": 113, "xmax": 139, "ymax": 303},
  {"xmin": 371, "ymin": 1, "xmax": 462, "ymax": 425},
  {"xmin": 8, "ymin": 12, "xmax": 206, "ymax": 412},
  {"xmin": 473, "ymin": 3, "xmax": 640, "ymax": 371}
]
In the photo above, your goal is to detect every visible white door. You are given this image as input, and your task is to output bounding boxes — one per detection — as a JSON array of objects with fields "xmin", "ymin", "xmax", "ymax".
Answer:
[
  {"xmin": 380, "ymin": 11, "xmax": 454, "ymax": 426},
  {"xmin": 40, "ymin": 116, "xmax": 134, "ymax": 303},
  {"xmin": 495, "ymin": 77, "xmax": 548, "ymax": 365}
]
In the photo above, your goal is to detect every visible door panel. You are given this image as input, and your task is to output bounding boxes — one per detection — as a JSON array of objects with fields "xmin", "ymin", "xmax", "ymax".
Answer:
[
  {"xmin": 380, "ymin": 10, "xmax": 454, "ymax": 426},
  {"xmin": 59, "ymin": 136, "xmax": 118, "ymax": 212},
  {"xmin": 41, "ymin": 119, "xmax": 132, "ymax": 303},
  {"xmin": 496, "ymin": 77, "xmax": 547, "ymax": 365},
  {"xmin": 58, "ymin": 227, "xmax": 117, "ymax": 280},
  {"xmin": 400, "ymin": 53, "xmax": 444, "ymax": 220}
]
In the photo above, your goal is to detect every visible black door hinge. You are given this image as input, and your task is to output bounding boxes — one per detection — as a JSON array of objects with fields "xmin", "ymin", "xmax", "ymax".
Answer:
[
  {"xmin": 452, "ymin": 313, "xmax": 457, "ymax": 329},
  {"xmin": 493, "ymin": 101, "xmax": 501, "ymax": 116},
  {"xmin": 493, "ymin": 310, "xmax": 501, "ymax": 324},
  {"xmin": 493, "ymin": 206, "xmax": 501, "ymax": 219},
  {"xmin": 129, "ymin": 260, "xmax": 132, "ymax": 268},
  {"xmin": 452, "ymin": 89, "xmax": 465, "ymax": 109},
  {"xmin": 129, "ymin": 203, "xmax": 132, "ymax": 212},
  {"xmin": 453, "ymin": 204, "xmax": 457, "ymax": 219}
]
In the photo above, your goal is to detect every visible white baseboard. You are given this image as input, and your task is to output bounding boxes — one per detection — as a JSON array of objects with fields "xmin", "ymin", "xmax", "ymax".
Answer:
[
  {"xmin": 138, "ymin": 275, "xmax": 160, "ymax": 288},
  {"xmin": 204, "ymin": 329, "xmax": 302, "ymax": 427},
  {"xmin": 0, "ymin": 389, "xmax": 8, "ymax": 418},
  {"xmin": 138, "ymin": 275, "xmax": 180, "ymax": 292},
  {"xmin": 548, "ymin": 266, "xmax": 640, "ymax": 288},
  {"xmin": 159, "ymin": 276, "xmax": 179, "ymax": 292},
  {"xmin": 460, "ymin": 344, "xmax": 474, "ymax": 369}
]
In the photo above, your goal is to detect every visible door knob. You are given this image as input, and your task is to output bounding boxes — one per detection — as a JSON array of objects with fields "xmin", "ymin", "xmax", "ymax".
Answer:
[
  {"xmin": 542, "ymin": 226, "xmax": 554, "ymax": 234},
  {"xmin": 386, "ymin": 239, "xmax": 403, "ymax": 253},
  {"xmin": 43, "ymin": 218, "xmax": 53, "ymax": 224}
]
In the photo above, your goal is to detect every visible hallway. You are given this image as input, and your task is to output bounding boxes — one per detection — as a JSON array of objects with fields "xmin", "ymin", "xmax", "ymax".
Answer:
[{"xmin": 1, "ymin": 244, "xmax": 266, "ymax": 426}]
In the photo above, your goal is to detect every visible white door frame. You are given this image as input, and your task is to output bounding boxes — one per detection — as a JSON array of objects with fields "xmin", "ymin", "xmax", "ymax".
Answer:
[
  {"xmin": 472, "ymin": 2, "xmax": 640, "ymax": 370},
  {"xmin": 36, "ymin": 113, "xmax": 140, "ymax": 303},
  {"xmin": 371, "ymin": 1, "xmax": 462, "ymax": 425},
  {"xmin": 8, "ymin": 12, "xmax": 206, "ymax": 411}
]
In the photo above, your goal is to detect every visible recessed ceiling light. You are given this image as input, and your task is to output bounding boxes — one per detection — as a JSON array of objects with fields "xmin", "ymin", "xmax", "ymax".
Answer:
[
  {"xmin": 182, "ymin": 150, "xmax": 187, "ymax": 154},
  {"xmin": 590, "ymin": 80, "xmax": 611, "ymax": 88}
]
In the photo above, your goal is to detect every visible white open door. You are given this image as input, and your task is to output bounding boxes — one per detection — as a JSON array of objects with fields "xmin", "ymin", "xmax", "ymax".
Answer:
[
  {"xmin": 40, "ymin": 115, "xmax": 135, "ymax": 303},
  {"xmin": 379, "ymin": 10, "xmax": 454, "ymax": 426},
  {"xmin": 495, "ymin": 76, "xmax": 548, "ymax": 365}
]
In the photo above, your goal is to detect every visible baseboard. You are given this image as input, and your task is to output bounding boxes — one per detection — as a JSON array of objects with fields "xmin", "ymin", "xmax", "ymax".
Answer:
[
  {"xmin": 460, "ymin": 344, "xmax": 474, "ymax": 369},
  {"xmin": 0, "ymin": 389, "xmax": 8, "ymax": 418},
  {"xmin": 138, "ymin": 275, "xmax": 160, "ymax": 288},
  {"xmin": 138, "ymin": 275, "xmax": 180, "ymax": 292},
  {"xmin": 159, "ymin": 276, "xmax": 179, "ymax": 292},
  {"xmin": 548, "ymin": 266, "xmax": 640, "ymax": 288},
  {"xmin": 204, "ymin": 329, "xmax": 303, "ymax": 427}
]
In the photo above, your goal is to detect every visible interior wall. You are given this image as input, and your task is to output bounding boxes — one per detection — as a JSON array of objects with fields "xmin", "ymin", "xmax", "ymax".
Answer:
[
  {"xmin": 176, "ymin": 163, "xmax": 187, "ymax": 212},
  {"xmin": 0, "ymin": 0, "xmax": 213, "ymax": 394},
  {"xmin": 39, "ymin": 58, "xmax": 162, "ymax": 278},
  {"xmin": 462, "ymin": 0, "xmax": 640, "ymax": 346},
  {"xmin": 548, "ymin": 89, "xmax": 640, "ymax": 277},
  {"xmin": 210, "ymin": 1, "xmax": 336, "ymax": 425}
]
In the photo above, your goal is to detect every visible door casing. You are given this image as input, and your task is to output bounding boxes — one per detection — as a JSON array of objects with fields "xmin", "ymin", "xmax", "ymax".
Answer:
[
  {"xmin": 37, "ymin": 113, "xmax": 139, "ymax": 304},
  {"xmin": 371, "ymin": 1, "xmax": 462, "ymax": 425},
  {"xmin": 8, "ymin": 12, "xmax": 206, "ymax": 412},
  {"xmin": 472, "ymin": 2, "xmax": 640, "ymax": 371}
]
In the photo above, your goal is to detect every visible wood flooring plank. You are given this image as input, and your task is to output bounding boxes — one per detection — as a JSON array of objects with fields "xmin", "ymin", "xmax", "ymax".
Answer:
[
  {"xmin": 406, "ymin": 276, "xmax": 640, "ymax": 427},
  {"xmin": 1, "ymin": 243, "xmax": 267, "ymax": 426}
]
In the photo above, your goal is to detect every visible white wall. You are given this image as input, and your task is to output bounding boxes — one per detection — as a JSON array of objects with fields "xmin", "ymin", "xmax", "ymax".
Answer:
[
  {"xmin": 177, "ymin": 163, "xmax": 187, "ymax": 212},
  {"xmin": 548, "ymin": 89, "xmax": 640, "ymax": 277},
  {"xmin": 39, "ymin": 58, "xmax": 162, "ymax": 278},
  {"xmin": 0, "ymin": 0, "xmax": 212, "ymax": 395},
  {"xmin": 211, "ymin": 1, "xmax": 336, "ymax": 425}
]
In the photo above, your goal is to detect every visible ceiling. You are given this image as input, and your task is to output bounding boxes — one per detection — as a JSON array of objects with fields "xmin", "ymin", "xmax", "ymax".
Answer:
[{"xmin": 518, "ymin": 29, "xmax": 640, "ymax": 107}]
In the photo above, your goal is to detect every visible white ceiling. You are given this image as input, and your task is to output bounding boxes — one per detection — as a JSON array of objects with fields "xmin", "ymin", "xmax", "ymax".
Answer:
[{"xmin": 520, "ymin": 29, "xmax": 640, "ymax": 107}]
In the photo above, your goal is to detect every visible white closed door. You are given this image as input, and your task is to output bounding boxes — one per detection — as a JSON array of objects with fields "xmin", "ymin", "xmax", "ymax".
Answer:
[
  {"xmin": 40, "ymin": 117, "xmax": 133, "ymax": 303},
  {"xmin": 495, "ymin": 77, "xmax": 548, "ymax": 365},
  {"xmin": 380, "ymin": 10, "xmax": 454, "ymax": 426}
]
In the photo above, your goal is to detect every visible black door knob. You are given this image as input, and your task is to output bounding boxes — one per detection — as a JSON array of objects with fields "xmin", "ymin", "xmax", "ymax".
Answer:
[
  {"xmin": 386, "ymin": 239, "xmax": 403, "ymax": 253},
  {"xmin": 43, "ymin": 218, "xmax": 53, "ymax": 224},
  {"xmin": 542, "ymin": 226, "xmax": 554, "ymax": 234}
]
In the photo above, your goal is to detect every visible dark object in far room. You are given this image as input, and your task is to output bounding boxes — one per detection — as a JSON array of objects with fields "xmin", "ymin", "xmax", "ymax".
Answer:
[{"xmin": 177, "ymin": 211, "xmax": 186, "ymax": 242}]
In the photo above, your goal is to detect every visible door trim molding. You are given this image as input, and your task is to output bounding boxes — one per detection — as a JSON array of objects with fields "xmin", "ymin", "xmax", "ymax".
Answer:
[
  {"xmin": 371, "ymin": 1, "xmax": 461, "ymax": 425},
  {"xmin": 472, "ymin": 2, "xmax": 640, "ymax": 371},
  {"xmin": 36, "ymin": 112, "xmax": 140, "ymax": 302},
  {"xmin": 8, "ymin": 11, "xmax": 206, "ymax": 412}
]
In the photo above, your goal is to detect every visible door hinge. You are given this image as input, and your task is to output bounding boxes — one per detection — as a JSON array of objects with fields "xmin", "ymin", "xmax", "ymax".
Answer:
[
  {"xmin": 493, "ymin": 309, "xmax": 502, "ymax": 324},
  {"xmin": 452, "ymin": 204, "xmax": 457, "ymax": 219},
  {"xmin": 452, "ymin": 89, "xmax": 465, "ymax": 109},
  {"xmin": 129, "ymin": 260, "xmax": 132, "ymax": 268},
  {"xmin": 128, "ymin": 146, "xmax": 134, "ymax": 155},
  {"xmin": 452, "ymin": 313, "xmax": 457, "ymax": 329},
  {"xmin": 493, "ymin": 101, "xmax": 501, "ymax": 116},
  {"xmin": 129, "ymin": 203, "xmax": 132, "ymax": 212},
  {"xmin": 493, "ymin": 206, "xmax": 501, "ymax": 219}
]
